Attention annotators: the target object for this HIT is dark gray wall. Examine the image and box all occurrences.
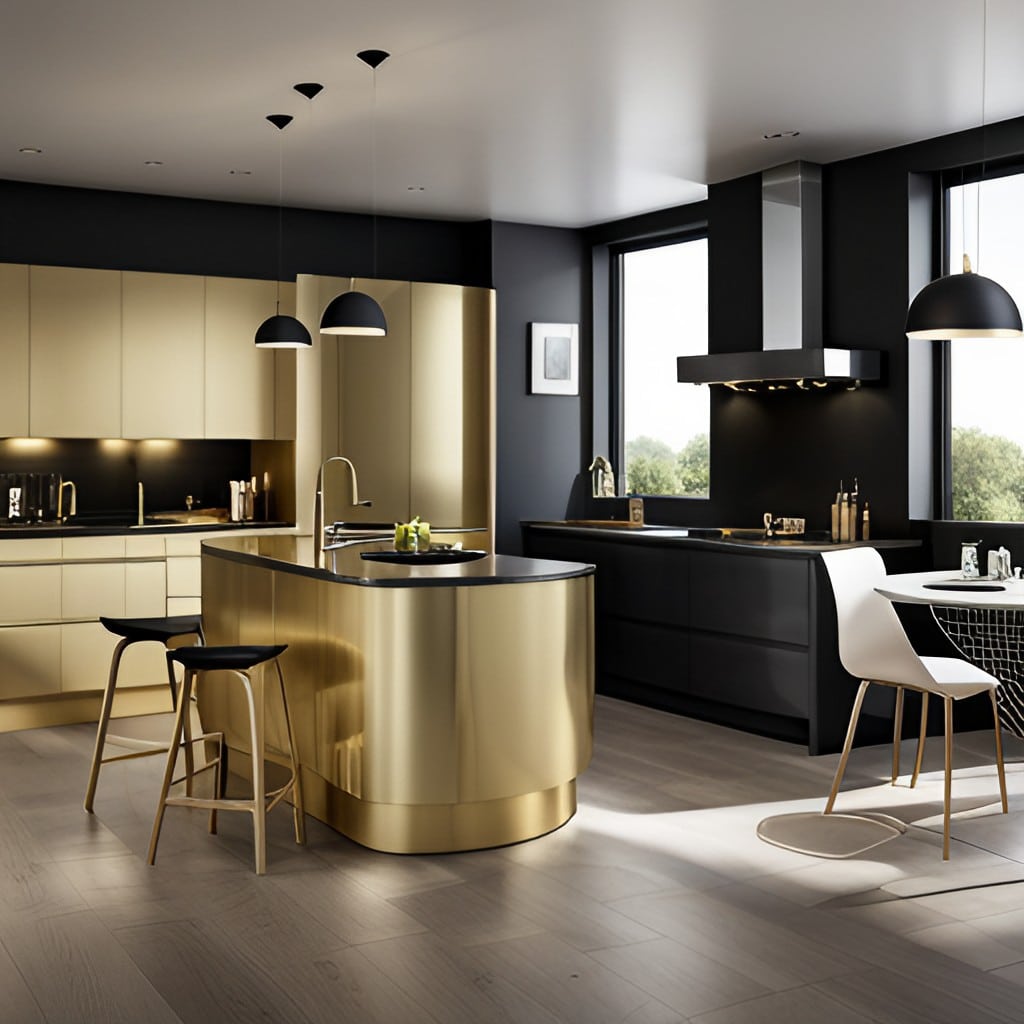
[491,222,587,555]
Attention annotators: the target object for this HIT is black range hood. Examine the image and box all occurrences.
[677,161,880,389]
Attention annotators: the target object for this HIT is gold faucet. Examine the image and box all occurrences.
[313,457,373,568]
[58,478,76,522]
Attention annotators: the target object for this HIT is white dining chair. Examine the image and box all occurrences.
[820,547,1008,859]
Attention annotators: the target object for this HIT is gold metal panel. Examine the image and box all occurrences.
[199,547,593,853]
[299,769,577,854]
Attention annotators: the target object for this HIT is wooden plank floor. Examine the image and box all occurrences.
[3,696,1024,1023]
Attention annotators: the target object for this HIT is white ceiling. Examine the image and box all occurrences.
[4,0,1024,228]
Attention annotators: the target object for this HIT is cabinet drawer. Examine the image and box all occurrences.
[689,552,810,645]
[166,556,201,597]
[0,538,62,564]
[688,633,810,717]
[61,621,118,692]
[62,535,126,560]
[602,617,687,691]
[0,624,62,698]
[0,564,61,622]
[62,562,125,620]
[126,561,167,617]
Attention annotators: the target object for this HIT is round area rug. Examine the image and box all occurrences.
[756,811,907,859]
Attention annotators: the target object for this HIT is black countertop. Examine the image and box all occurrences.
[0,520,294,538]
[523,521,921,558]
[204,534,595,588]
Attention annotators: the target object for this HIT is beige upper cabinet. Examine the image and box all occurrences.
[30,266,122,438]
[204,276,278,439]
[122,271,205,438]
[0,264,29,438]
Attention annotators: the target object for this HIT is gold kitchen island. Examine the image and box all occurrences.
[199,536,594,853]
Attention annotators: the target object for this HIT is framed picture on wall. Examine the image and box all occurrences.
[529,322,579,395]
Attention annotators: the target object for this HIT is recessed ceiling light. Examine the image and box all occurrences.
[762,130,800,140]
[406,186,425,191]
[144,160,164,166]
[18,146,42,155]
[229,169,253,175]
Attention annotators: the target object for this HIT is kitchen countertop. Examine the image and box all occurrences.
[523,520,921,557]
[204,533,594,587]
[0,519,295,538]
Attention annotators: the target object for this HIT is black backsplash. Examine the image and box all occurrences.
[0,438,250,521]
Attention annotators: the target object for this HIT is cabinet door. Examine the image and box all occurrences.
[62,562,126,620]
[0,564,61,623]
[0,263,30,437]
[0,624,62,698]
[204,276,277,439]
[61,621,118,692]
[30,266,122,438]
[123,271,205,438]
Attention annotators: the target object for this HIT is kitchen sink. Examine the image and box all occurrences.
[361,549,487,565]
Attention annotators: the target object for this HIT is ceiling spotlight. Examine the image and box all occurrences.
[229,169,253,175]
[406,186,425,191]
[762,130,800,140]
[18,147,42,155]
[144,160,164,166]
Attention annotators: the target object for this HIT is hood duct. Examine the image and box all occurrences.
[676,161,880,389]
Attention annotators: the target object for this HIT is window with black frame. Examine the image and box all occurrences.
[944,168,1024,521]
[617,234,709,498]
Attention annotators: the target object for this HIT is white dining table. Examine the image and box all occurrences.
[877,569,1024,736]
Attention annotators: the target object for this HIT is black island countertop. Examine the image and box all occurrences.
[204,533,595,588]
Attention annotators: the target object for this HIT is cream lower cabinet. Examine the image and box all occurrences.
[0,625,62,699]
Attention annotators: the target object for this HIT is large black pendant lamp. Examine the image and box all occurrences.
[905,254,1022,339]
[255,113,313,348]
[320,49,390,337]
[905,0,1023,341]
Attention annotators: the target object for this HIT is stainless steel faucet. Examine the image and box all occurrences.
[313,456,373,568]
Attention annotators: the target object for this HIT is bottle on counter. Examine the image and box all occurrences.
[862,502,870,540]
[839,492,850,542]
[848,478,859,542]
[831,481,842,542]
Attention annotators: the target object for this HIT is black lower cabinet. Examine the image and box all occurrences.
[522,526,924,755]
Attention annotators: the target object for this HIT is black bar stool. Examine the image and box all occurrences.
[147,644,305,875]
[84,614,205,813]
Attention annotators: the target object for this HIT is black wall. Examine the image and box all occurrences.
[0,179,492,286]
[490,222,587,554]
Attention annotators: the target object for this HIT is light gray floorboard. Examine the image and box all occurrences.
[2,696,1024,1022]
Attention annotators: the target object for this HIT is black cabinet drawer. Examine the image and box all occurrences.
[601,616,687,691]
[689,552,809,645]
[688,633,810,717]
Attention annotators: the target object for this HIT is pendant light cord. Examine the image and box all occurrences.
[371,62,379,279]
[276,131,284,314]
[976,0,987,275]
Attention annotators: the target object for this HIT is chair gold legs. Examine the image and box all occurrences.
[891,687,904,784]
[942,697,953,860]
[148,657,304,876]
[992,690,1009,815]
[825,679,870,815]
[910,691,929,788]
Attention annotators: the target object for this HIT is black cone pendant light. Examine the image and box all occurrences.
[905,0,1022,341]
[255,113,313,348]
[320,49,390,337]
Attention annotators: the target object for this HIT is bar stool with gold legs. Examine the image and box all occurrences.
[84,614,205,813]
[147,644,305,875]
